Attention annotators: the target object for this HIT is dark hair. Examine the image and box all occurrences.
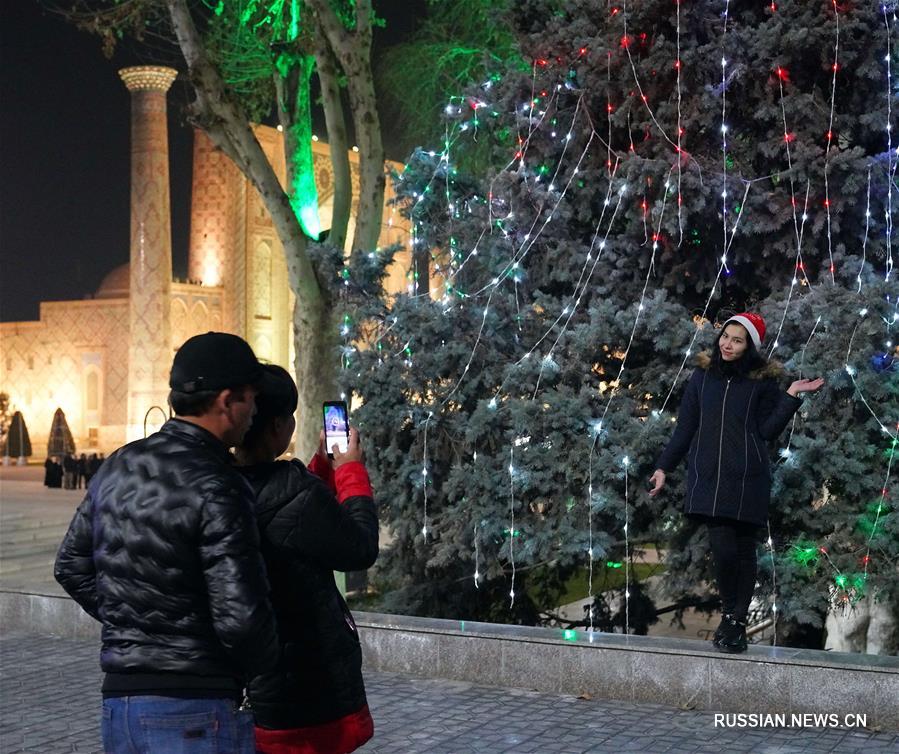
[169,389,220,417]
[240,365,298,448]
[709,322,767,377]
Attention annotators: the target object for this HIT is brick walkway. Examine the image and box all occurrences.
[1,634,896,753]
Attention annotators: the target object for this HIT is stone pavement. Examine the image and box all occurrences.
[0,464,82,595]
[1,634,897,754]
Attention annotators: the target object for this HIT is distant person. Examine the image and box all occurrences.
[62,453,77,489]
[235,365,378,754]
[43,457,53,487]
[55,332,280,753]
[48,457,63,488]
[649,314,823,653]
[85,453,99,485]
[76,453,88,489]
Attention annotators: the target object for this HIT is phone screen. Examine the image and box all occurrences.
[323,402,349,455]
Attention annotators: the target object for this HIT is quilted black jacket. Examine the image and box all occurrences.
[54,419,279,682]
[656,353,802,526]
[239,459,378,729]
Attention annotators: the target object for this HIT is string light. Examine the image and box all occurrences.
[508,445,516,606]
[675,0,684,244]
[473,521,480,588]
[882,7,895,281]
[623,455,631,635]
[421,412,432,539]
[857,168,872,293]
[822,0,841,284]
[720,0,731,270]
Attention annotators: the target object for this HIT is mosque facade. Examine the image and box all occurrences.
[0,66,409,456]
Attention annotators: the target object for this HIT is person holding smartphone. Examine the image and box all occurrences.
[235,365,378,754]
[648,313,823,653]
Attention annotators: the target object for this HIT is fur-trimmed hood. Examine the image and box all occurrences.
[695,350,785,380]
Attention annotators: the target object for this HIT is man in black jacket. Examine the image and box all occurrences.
[55,332,279,754]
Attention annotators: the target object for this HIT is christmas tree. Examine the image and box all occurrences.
[47,408,76,458]
[339,0,897,646]
[4,411,33,460]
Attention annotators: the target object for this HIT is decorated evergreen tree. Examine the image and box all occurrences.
[4,411,33,460]
[47,408,77,458]
[339,0,897,646]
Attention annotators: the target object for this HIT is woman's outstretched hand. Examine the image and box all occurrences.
[648,469,666,497]
[787,377,825,398]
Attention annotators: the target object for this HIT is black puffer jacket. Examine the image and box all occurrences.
[54,419,279,684]
[239,458,378,730]
[656,353,802,526]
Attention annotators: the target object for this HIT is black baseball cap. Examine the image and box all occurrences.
[169,332,264,394]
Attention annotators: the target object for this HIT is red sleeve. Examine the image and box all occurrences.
[307,452,336,494]
[334,462,373,504]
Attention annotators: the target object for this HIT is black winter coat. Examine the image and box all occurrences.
[240,459,378,730]
[54,419,279,685]
[656,353,802,526]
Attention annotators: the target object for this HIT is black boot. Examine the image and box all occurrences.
[712,614,733,648]
[716,616,747,653]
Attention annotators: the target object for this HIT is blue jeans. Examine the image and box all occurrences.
[101,696,255,754]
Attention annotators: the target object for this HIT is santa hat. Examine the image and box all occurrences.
[723,313,766,349]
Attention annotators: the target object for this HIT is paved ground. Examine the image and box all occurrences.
[1,633,897,754]
[0,464,83,595]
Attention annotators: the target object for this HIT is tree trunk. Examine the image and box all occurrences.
[824,594,898,654]
[307,0,385,253]
[285,236,339,458]
[313,36,352,250]
[342,53,385,253]
[413,245,431,296]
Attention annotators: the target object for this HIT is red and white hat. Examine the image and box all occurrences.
[723,312,766,349]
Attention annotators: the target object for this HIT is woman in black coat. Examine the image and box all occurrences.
[649,313,823,653]
[235,366,378,754]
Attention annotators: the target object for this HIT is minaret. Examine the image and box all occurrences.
[119,66,177,441]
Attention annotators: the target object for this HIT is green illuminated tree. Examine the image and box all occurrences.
[376,0,523,159]
[56,0,386,456]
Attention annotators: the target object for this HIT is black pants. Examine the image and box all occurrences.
[706,519,760,622]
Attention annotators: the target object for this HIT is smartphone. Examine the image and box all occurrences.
[323,401,350,458]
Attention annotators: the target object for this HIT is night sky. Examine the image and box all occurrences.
[0,0,423,323]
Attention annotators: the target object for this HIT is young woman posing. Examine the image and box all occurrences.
[649,313,823,652]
